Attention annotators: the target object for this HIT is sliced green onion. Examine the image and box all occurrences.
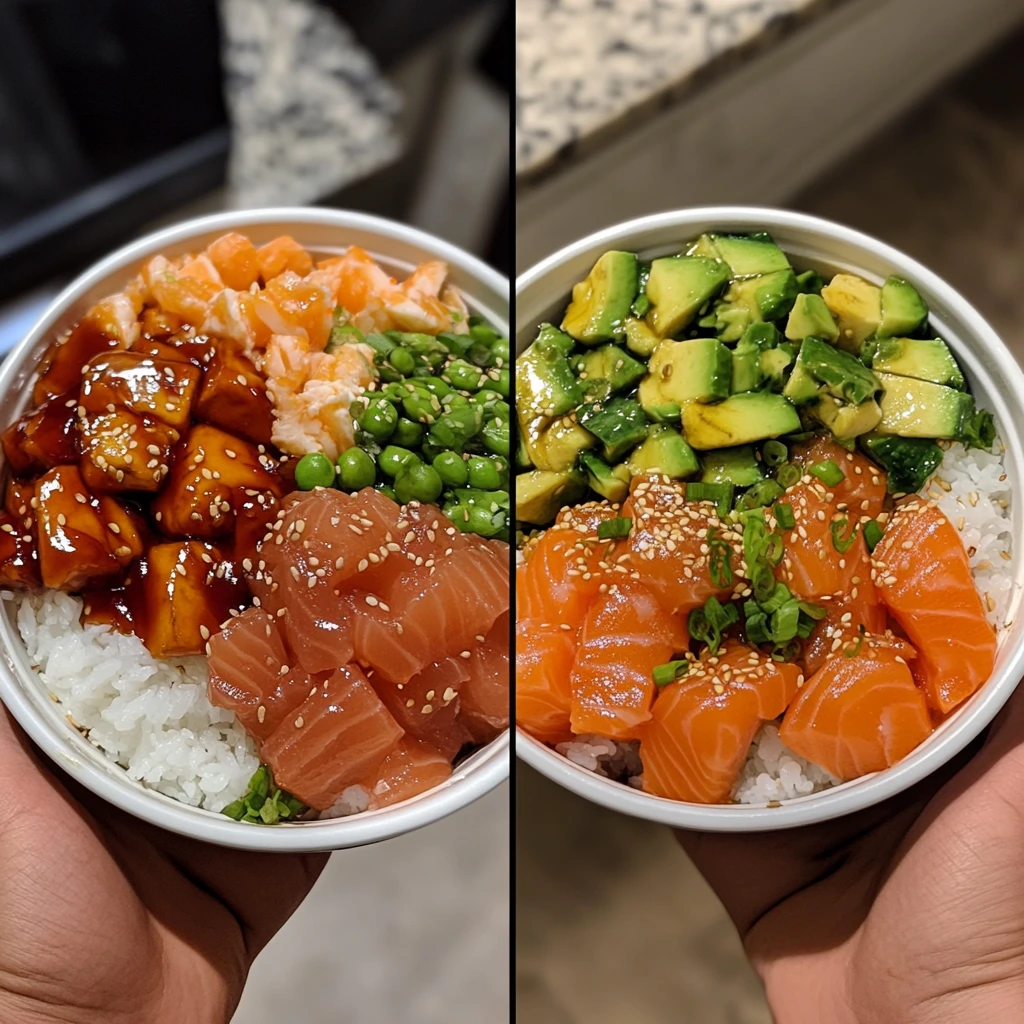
[752,565,776,603]
[844,635,864,658]
[777,463,802,489]
[686,481,735,517]
[707,528,734,588]
[597,516,632,540]
[736,478,784,511]
[772,640,801,663]
[688,597,739,656]
[770,600,801,644]
[830,516,859,554]
[761,581,793,614]
[653,660,690,687]
[762,440,788,467]
[809,459,845,487]
[797,600,827,622]
[863,519,884,553]
[774,502,795,530]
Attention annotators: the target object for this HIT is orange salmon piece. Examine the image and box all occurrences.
[365,738,453,809]
[872,499,997,713]
[641,641,802,803]
[780,633,931,779]
[515,617,577,745]
[254,270,334,349]
[793,435,887,520]
[206,232,261,291]
[257,235,314,281]
[801,595,888,677]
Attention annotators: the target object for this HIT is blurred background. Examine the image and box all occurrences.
[516,0,1024,1020]
[0,2,510,1022]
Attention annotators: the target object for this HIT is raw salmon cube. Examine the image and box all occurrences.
[254,270,333,348]
[149,271,220,323]
[194,343,274,445]
[79,409,179,493]
[151,424,283,538]
[2,390,80,475]
[365,738,452,809]
[0,512,39,588]
[257,236,313,281]
[207,232,261,291]
[81,351,201,431]
[459,611,510,744]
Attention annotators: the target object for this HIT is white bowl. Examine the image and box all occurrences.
[516,206,1024,832]
[0,207,510,851]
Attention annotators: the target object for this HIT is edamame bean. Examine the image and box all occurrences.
[387,347,415,375]
[337,448,376,490]
[417,376,452,398]
[433,451,469,487]
[294,452,335,490]
[466,455,502,490]
[481,418,509,457]
[391,417,424,448]
[379,445,419,478]
[357,397,399,441]
[402,391,441,424]
[490,338,509,364]
[446,359,484,391]
[394,462,443,504]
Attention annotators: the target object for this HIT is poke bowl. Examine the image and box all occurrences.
[0,207,510,852]
[515,206,1024,832]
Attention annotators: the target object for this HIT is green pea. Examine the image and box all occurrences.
[387,347,416,375]
[433,451,469,487]
[445,502,505,538]
[337,448,376,491]
[294,452,335,490]
[375,482,397,500]
[469,321,501,347]
[490,338,509,364]
[379,445,419,478]
[479,366,509,398]
[402,391,442,424]
[466,455,502,490]
[481,418,509,457]
[446,359,485,392]
[394,462,443,505]
[357,397,399,441]
[417,376,452,398]
[392,417,425,448]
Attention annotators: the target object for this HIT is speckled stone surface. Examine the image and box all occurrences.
[516,0,844,181]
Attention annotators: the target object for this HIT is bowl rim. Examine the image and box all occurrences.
[0,206,510,852]
[515,204,1024,832]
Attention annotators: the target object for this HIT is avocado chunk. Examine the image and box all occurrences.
[561,251,639,344]
[643,338,733,407]
[577,397,649,461]
[760,344,795,390]
[527,414,595,472]
[812,393,882,440]
[622,317,661,357]
[696,232,791,278]
[821,273,882,353]
[731,341,763,394]
[573,344,647,401]
[876,373,974,438]
[713,270,800,339]
[789,336,882,406]
[783,363,822,405]
[580,451,631,503]
[627,425,700,479]
[785,293,839,342]
[515,325,582,420]
[645,256,730,338]
[516,428,532,469]
[516,469,587,525]
[796,270,825,295]
[682,393,800,450]
[700,445,765,487]
[871,337,965,390]
[878,276,928,339]
[859,433,944,493]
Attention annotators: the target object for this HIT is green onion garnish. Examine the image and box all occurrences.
[762,440,788,467]
[844,635,864,658]
[686,481,735,517]
[735,478,784,512]
[809,460,845,487]
[222,765,306,825]
[653,659,690,686]
[688,597,739,656]
[863,519,884,552]
[774,502,795,529]
[706,527,734,588]
[776,462,802,489]
[597,516,632,540]
[830,516,859,553]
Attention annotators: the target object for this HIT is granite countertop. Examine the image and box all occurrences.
[517,0,845,184]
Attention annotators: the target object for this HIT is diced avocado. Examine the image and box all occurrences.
[703,232,791,278]
[645,256,730,338]
[627,425,700,479]
[533,322,575,355]
[714,270,799,338]
[741,322,782,348]
[561,251,639,343]
[622,317,661,357]
[573,344,647,401]
[820,273,882,353]
[644,338,733,406]
[700,445,764,487]
[731,342,763,394]
[790,336,881,406]
[878,276,928,339]
[785,293,839,342]
[687,234,721,261]
[715,306,751,343]
[876,373,974,438]
[682,393,800,450]
[760,345,794,390]
[871,337,965,390]
[516,469,587,525]
[812,394,882,440]
[527,415,595,472]
[580,451,631,503]
[516,428,532,469]
[783,363,822,405]
[630,263,652,318]
[796,270,825,294]
[859,433,944,493]
[577,398,649,461]
[515,326,583,421]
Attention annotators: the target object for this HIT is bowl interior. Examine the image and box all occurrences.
[515,206,1024,832]
[0,209,510,851]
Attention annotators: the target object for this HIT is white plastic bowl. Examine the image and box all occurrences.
[516,206,1024,832]
[0,207,510,851]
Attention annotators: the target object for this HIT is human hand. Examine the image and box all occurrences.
[677,688,1024,1024]
[0,710,327,1024]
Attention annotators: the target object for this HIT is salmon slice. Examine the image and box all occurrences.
[641,641,803,803]
[792,435,887,520]
[254,270,333,349]
[628,477,746,614]
[460,611,510,744]
[206,232,261,291]
[515,615,576,744]
[257,235,314,281]
[207,607,317,742]
[570,578,689,741]
[260,664,404,810]
[871,499,997,713]
[780,633,931,779]
[365,738,453,809]
[801,595,888,676]
[373,656,470,761]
